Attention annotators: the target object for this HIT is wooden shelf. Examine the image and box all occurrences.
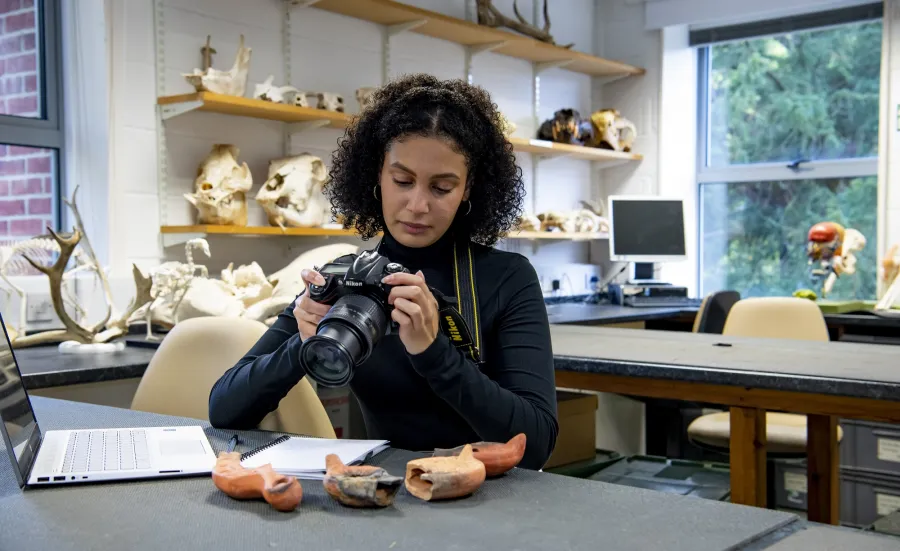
[160,225,608,241]
[508,137,641,163]
[505,230,608,241]
[307,0,645,78]
[160,225,362,237]
[157,92,350,128]
[157,94,641,165]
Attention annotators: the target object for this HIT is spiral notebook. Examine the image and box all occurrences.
[239,435,390,480]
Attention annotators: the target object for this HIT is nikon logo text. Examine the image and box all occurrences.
[445,315,462,342]
[344,281,363,287]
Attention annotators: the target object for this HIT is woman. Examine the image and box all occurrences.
[208,73,558,469]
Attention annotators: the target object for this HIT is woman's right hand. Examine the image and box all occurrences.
[293,268,332,341]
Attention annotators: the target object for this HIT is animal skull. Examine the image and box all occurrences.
[292,91,311,108]
[316,92,344,112]
[183,34,251,97]
[255,153,330,229]
[590,109,637,152]
[184,144,254,226]
[355,87,378,112]
[253,75,299,104]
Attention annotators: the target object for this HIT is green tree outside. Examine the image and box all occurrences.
[701,19,881,300]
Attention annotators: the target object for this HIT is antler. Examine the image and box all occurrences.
[13,227,94,347]
[476,0,571,48]
[94,264,154,343]
[63,185,115,327]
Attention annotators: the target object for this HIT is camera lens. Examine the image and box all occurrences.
[298,294,390,387]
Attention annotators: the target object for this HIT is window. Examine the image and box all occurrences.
[0,0,63,248]
[694,4,882,300]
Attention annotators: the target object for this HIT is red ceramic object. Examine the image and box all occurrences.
[434,433,526,477]
[322,454,403,508]
[211,451,302,512]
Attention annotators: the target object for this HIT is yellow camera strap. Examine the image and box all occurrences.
[448,236,484,365]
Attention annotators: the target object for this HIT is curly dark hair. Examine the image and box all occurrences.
[325,73,525,247]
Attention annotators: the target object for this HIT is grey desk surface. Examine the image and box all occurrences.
[15,344,157,389]
[759,524,900,550]
[2,398,895,550]
[552,325,900,402]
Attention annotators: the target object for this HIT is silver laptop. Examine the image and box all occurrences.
[0,312,217,487]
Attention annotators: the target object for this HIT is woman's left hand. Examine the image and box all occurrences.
[384,270,440,355]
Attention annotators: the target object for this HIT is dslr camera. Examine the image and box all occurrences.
[297,250,411,387]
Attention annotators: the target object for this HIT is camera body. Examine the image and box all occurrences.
[308,250,410,313]
[298,250,411,387]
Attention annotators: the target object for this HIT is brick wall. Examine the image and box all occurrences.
[0,0,56,246]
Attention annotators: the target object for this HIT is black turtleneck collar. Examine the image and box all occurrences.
[376,226,455,272]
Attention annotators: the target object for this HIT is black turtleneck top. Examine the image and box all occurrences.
[208,229,559,470]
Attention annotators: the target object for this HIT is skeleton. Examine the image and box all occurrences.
[183,34,251,97]
[875,243,900,316]
[220,261,273,308]
[184,144,253,226]
[589,109,637,152]
[255,153,331,230]
[252,75,299,104]
[355,87,378,112]
[8,188,153,350]
[499,113,517,137]
[476,0,573,49]
[316,92,344,113]
[142,239,210,340]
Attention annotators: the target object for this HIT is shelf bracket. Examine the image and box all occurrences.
[159,101,202,120]
[464,41,510,82]
[594,72,635,86]
[387,19,427,36]
[287,120,331,133]
[535,60,574,74]
[161,232,206,249]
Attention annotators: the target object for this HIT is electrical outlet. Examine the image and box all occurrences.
[26,295,54,323]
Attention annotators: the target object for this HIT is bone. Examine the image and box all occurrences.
[255,153,330,229]
[184,144,253,226]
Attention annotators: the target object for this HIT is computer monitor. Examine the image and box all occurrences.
[608,195,687,263]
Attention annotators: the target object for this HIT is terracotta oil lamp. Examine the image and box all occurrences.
[322,453,403,508]
[211,451,302,512]
[433,433,526,477]
[405,444,486,501]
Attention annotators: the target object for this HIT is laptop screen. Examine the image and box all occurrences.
[0,311,41,486]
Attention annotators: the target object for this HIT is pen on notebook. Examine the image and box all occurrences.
[227,434,240,453]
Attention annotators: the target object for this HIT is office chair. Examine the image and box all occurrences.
[686,297,843,504]
[692,290,741,334]
[130,316,336,438]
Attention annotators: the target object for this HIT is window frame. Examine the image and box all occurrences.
[0,0,65,231]
[694,7,883,297]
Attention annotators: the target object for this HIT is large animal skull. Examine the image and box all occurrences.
[590,109,637,152]
[255,153,330,229]
[184,144,254,226]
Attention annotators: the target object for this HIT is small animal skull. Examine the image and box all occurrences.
[355,87,378,112]
[253,75,299,104]
[316,92,344,113]
[590,109,637,152]
[255,153,330,229]
[291,90,311,108]
[184,144,253,226]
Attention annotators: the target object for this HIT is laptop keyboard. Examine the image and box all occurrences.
[61,429,151,473]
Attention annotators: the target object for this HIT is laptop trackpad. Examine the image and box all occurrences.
[159,439,206,456]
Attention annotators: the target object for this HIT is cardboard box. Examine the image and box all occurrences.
[544,391,598,469]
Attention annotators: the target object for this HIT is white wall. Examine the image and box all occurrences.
[99,0,604,313]
[645,0,878,30]
[0,0,624,332]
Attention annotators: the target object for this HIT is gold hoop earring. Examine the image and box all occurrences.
[464,201,472,216]
[373,185,380,200]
